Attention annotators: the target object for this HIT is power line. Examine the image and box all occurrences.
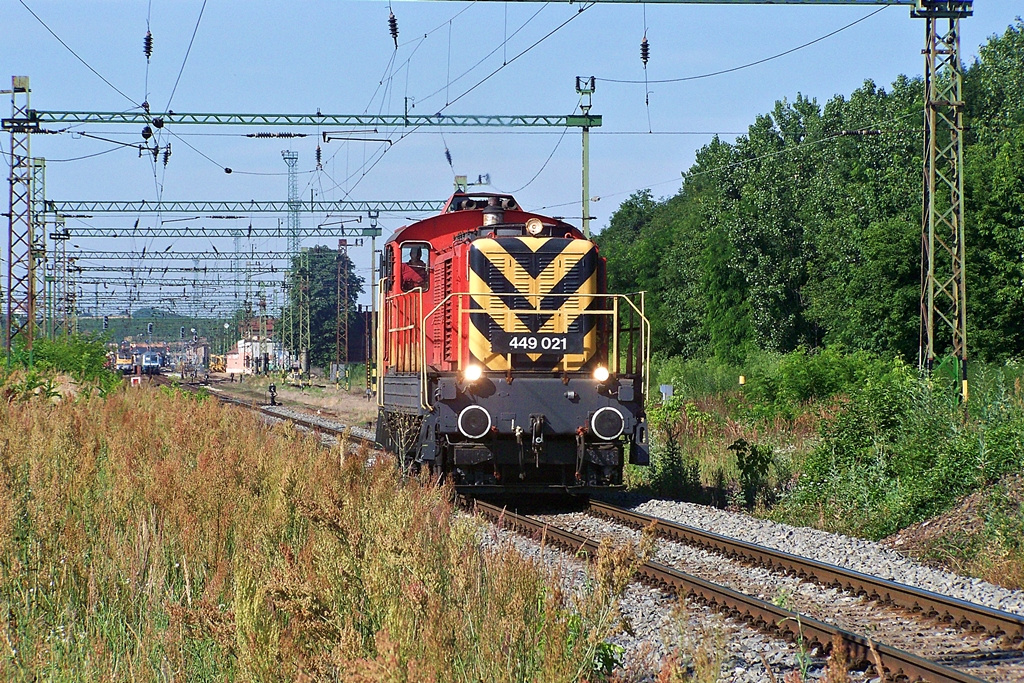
[337,3,595,199]
[598,6,888,85]
[16,0,138,107]
[164,0,209,112]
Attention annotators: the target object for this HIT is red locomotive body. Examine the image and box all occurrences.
[376,192,649,494]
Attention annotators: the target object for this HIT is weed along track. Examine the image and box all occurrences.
[157,374,378,447]
[158,377,1024,680]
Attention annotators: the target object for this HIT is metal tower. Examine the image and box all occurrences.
[335,239,350,370]
[298,248,311,377]
[30,158,47,338]
[917,2,972,402]
[282,150,301,256]
[5,77,35,354]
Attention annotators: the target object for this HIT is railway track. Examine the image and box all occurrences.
[475,499,993,683]
[151,374,1022,680]
[155,374,377,444]
[588,500,1024,642]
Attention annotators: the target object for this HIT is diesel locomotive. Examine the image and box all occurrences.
[375,192,649,494]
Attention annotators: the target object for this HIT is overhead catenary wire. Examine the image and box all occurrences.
[599,6,889,85]
[320,4,594,200]
[163,0,208,113]
[16,0,139,107]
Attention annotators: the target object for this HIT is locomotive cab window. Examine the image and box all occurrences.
[400,243,430,292]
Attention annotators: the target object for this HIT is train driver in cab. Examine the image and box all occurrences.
[401,245,428,291]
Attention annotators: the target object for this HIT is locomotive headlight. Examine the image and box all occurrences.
[525,218,544,236]
[462,364,483,383]
[593,365,610,382]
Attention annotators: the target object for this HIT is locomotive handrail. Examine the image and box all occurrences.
[378,281,426,408]
[418,291,649,411]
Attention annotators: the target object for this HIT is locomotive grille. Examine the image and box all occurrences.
[468,237,599,371]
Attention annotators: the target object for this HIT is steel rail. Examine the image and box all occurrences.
[474,499,989,683]
[589,500,1024,640]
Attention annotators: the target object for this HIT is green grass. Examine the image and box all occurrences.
[0,378,647,681]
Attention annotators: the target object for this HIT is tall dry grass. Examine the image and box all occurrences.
[0,385,630,682]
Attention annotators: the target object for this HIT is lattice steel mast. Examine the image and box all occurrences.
[916,1,971,401]
[282,151,301,256]
[4,77,34,355]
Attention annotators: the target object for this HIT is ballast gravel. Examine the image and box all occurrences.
[614,495,1024,617]
[257,403,376,442]
[475,514,874,683]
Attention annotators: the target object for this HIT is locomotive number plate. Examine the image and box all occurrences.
[491,332,584,354]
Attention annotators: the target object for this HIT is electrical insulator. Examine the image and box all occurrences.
[444,148,452,166]
[142,125,153,140]
[162,144,171,167]
[152,145,160,163]
[388,12,399,49]
[641,36,650,67]
[316,144,322,169]
[144,31,154,60]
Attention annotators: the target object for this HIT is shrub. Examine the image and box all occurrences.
[773,359,1024,538]
[742,347,890,414]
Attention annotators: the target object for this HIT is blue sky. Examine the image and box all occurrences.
[2,0,1020,312]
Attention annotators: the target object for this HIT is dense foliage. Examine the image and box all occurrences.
[597,22,1024,363]
[4,335,122,397]
[774,361,1024,540]
[635,350,1024,587]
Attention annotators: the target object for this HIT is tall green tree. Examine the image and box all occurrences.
[596,21,1024,363]
[283,245,364,369]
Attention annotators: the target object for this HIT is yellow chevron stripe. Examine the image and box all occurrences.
[468,238,599,371]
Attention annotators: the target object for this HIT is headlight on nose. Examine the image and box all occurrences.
[593,365,610,382]
[462,364,483,383]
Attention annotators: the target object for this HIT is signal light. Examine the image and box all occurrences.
[147,322,153,334]
[180,326,185,339]
[102,315,109,330]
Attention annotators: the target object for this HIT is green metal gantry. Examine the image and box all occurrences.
[5,102,599,353]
